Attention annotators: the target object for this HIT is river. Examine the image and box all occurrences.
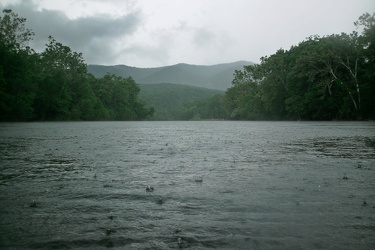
[0,121,374,249]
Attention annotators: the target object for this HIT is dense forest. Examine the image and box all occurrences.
[138,83,223,120]
[0,10,153,121]
[182,13,374,121]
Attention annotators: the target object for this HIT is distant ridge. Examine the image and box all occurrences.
[87,61,253,90]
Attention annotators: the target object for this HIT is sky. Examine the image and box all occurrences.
[1,0,374,67]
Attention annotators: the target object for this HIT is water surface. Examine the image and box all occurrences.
[0,121,374,249]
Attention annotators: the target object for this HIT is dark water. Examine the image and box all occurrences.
[0,121,374,249]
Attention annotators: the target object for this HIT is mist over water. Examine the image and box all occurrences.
[0,121,374,249]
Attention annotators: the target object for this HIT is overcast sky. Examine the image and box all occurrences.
[1,0,374,67]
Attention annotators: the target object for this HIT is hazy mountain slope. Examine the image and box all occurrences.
[88,64,160,80]
[140,64,204,85]
[138,83,224,120]
[87,61,252,90]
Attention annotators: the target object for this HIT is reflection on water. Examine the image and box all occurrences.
[0,121,374,249]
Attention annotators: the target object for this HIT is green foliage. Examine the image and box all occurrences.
[138,83,223,120]
[178,94,228,120]
[0,10,152,121]
[91,74,153,120]
[225,12,375,120]
[0,9,34,51]
[355,13,375,118]
[0,10,37,120]
[225,65,265,120]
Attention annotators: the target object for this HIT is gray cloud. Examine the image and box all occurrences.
[193,28,215,47]
[1,0,142,64]
[119,44,170,67]
[2,0,373,67]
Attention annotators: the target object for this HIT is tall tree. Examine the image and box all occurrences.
[258,49,290,119]
[355,13,375,118]
[226,65,264,119]
[0,9,37,120]
[0,9,34,51]
[33,36,89,120]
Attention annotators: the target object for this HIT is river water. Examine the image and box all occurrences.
[0,121,374,249]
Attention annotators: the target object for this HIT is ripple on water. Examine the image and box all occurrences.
[0,121,374,249]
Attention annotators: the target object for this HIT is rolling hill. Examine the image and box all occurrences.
[87,61,252,91]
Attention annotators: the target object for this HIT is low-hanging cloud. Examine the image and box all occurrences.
[193,28,215,47]
[1,0,142,64]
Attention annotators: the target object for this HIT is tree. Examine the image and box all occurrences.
[91,74,153,120]
[179,94,228,120]
[258,49,290,119]
[225,13,375,120]
[33,36,89,120]
[0,9,37,121]
[355,13,375,118]
[0,9,154,121]
[293,34,364,119]
[0,9,34,51]
[225,65,265,119]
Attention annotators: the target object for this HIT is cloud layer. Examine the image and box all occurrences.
[1,0,374,67]
[2,0,142,65]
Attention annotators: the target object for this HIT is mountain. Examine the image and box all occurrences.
[138,83,224,120]
[87,61,252,90]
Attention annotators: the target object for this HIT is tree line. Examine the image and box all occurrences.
[182,13,375,121]
[1,10,373,121]
[0,10,153,121]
